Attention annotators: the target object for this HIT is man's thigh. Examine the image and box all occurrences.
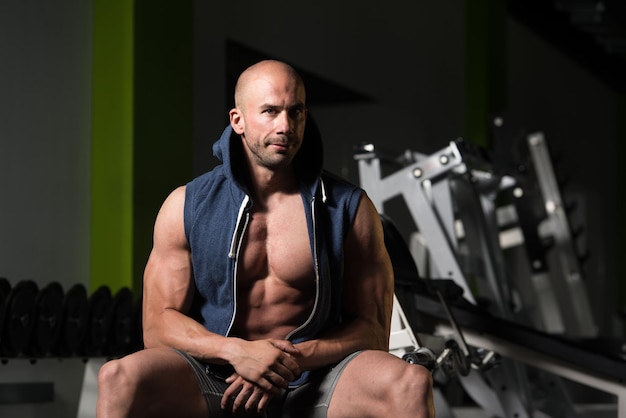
[115,347,210,417]
[278,352,361,418]
[325,350,410,418]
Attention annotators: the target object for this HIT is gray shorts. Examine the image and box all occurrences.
[174,349,362,418]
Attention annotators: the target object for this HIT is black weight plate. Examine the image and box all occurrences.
[129,296,143,353]
[107,287,134,356]
[60,283,89,356]
[4,280,39,356]
[86,286,113,356]
[33,282,64,356]
[0,277,10,348]
[0,277,10,296]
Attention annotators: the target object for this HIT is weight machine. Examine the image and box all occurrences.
[357,132,626,417]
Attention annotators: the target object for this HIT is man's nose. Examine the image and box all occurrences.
[275,111,293,135]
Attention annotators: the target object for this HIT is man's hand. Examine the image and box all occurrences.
[221,374,272,414]
[222,339,301,413]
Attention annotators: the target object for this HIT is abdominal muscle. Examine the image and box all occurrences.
[233,277,315,340]
[231,198,316,341]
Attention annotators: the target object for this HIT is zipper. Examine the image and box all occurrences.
[226,195,251,336]
[229,195,250,258]
[286,195,321,340]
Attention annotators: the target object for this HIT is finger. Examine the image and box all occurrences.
[221,391,234,410]
[221,377,244,409]
[278,351,301,373]
[262,371,289,390]
[220,394,228,411]
[257,391,273,413]
[271,339,299,354]
[231,382,255,413]
[258,376,282,395]
[244,387,264,412]
[273,356,300,379]
[269,364,294,382]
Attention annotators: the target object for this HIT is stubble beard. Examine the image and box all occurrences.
[247,136,299,170]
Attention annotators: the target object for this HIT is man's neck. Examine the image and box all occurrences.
[246,164,299,205]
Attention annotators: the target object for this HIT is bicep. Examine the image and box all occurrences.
[342,194,394,331]
[143,186,194,318]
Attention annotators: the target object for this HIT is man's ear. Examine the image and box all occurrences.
[229,108,244,134]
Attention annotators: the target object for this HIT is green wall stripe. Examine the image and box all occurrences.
[132,0,193,290]
[91,0,134,293]
[465,1,506,147]
[91,1,192,295]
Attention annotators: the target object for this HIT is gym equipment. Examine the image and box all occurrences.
[107,287,134,357]
[0,277,10,348]
[32,281,64,356]
[0,280,143,359]
[490,122,595,336]
[0,278,10,295]
[128,296,144,353]
[60,283,89,356]
[359,132,623,417]
[2,280,39,356]
[85,285,113,357]
[383,213,499,378]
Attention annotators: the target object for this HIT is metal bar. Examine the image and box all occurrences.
[436,323,625,418]
[527,132,597,337]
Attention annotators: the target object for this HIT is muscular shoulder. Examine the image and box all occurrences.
[160,186,186,218]
[350,193,383,243]
[153,185,188,250]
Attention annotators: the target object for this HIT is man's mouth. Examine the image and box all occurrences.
[269,140,290,150]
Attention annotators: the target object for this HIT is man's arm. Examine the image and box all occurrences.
[294,194,394,370]
[142,186,300,389]
[142,185,223,356]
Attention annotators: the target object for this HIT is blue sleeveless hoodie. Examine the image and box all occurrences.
[183,123,363,386]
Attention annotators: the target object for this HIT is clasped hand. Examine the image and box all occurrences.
[221,339,301,414]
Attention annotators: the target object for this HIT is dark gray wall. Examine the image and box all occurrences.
[0,1,92,291]
[0,2,92,417]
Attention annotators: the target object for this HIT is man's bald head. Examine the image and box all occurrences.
[228,60,308,171]
[234,60,306,111]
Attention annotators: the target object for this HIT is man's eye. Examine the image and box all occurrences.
[263,108,277,114]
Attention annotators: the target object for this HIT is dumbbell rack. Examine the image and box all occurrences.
[0,277,142,415]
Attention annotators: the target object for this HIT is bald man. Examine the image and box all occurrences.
[96,60,434,418]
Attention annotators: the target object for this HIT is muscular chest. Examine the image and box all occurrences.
[239,197,314,286]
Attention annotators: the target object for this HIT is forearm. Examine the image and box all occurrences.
[294,317,388,371]
[143,307,234,364]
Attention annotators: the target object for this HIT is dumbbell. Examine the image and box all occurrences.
[59,283,89,357]
[107,287,134,357]
[129,296,144,354]
[85,285,114,357]
[2,280,39,356]
[0,277,11,352]
[31,282,65,357]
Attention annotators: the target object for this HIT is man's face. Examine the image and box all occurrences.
[231,70,307,170]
